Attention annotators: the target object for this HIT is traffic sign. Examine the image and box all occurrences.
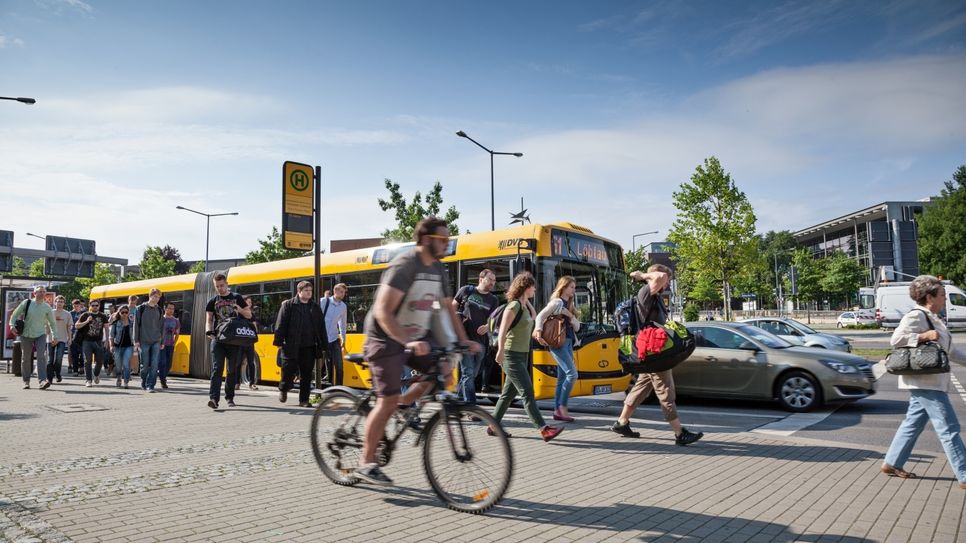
[0,230,13,273]
[44,236,96,278]
[282,161,315,251]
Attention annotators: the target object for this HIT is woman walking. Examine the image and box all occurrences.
[881,275,966,487]
[110,306,135,388]
[534,276,580,422]
[490,272,563,442]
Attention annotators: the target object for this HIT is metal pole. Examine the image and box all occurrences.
[490,152,495,231]
[774,252,780,315]
[205,216,210,272]
[314,165,323,392]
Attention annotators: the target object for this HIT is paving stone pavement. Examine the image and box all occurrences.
[1,373,964,542]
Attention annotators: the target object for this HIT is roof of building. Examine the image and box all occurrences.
[793,199,931,239]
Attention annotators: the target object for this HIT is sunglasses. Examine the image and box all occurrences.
[425,234,449,240]
[120,310,129,314]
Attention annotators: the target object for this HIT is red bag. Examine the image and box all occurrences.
[635,327,668,361]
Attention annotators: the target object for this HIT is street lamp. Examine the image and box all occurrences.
[175,206,239,272]
[456,130,523,231]
[26,232,45,242]
[632,231,659,252]
[0,96,36,104]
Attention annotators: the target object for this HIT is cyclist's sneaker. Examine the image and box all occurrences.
[675,428,704,446]
[405,411,423,432]
[540,425,564,442]
[354,463,393,486]
[611,420,640,438]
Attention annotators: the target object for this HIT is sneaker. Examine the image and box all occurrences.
[611,421,640,438]
[56,376,62,383]
[85,381,92,387]
[279,389,287,403]
[40,380,51,390]
[161,382,168,390]
[94,376,100,385]
[354,464,394,486]
[675,428,704,446]
[22,383,30,390]
[124,381,129,389]
[207,400,218,409]
[540,425,564,442]
[147,388,156,393]
[227,400,236,407]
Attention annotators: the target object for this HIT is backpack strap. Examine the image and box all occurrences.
[322,297,331,319]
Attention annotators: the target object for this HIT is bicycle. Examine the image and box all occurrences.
[310,346,513,514]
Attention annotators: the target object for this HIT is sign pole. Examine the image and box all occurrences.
[314,165,323,394]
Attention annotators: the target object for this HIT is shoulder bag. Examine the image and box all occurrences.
[215,316,258,346]
[14,299,31,336]
[541,314,567,349]
[885,310,949,375]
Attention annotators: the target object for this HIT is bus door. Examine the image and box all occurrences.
[457,259,513,394]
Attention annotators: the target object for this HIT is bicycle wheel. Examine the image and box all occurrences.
[310,390,366,486]
[422,404,513,514]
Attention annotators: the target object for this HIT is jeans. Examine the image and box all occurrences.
[114,346,134,382]
[457,343,486,405]
[159,345,174,384]
[69,340,83,373]
[46,341,67,380]
[280,346,316,404]
[550,337,577,409]
[885,389,966,483]
[493,350,546,429]
[209,340,242,402]
[20,336,48,384]
[323,340,344,386]
[82,340,105,381]
[240,345,256,385]
[139,342,161,390]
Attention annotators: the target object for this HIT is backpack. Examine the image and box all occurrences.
[614,298,639,336]
[456,285,477,322]
[487,302,523,348]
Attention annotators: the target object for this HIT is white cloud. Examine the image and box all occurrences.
[0,34,26,48]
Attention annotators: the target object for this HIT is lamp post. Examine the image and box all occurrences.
[456,130,523,231]
[175,206,239,272]
[632,231,658,253]
[26,232,45,242]
[0,96,36,105]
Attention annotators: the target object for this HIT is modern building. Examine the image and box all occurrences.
[793,200,932,285]
[642,241,677,272]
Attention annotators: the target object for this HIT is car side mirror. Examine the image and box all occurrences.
[738,341,759,351]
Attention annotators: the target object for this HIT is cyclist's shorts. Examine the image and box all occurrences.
[364,337,435,397]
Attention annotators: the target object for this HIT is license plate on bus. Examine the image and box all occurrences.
[593,385,612,395]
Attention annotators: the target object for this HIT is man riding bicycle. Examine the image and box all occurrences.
[356,216,481,486]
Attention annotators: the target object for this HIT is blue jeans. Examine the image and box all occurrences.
[139,342,160,389]
[114,346,134,382]
[457,344,486,405]
[885,389,966,483]
[46,341,67,379]
[209,341,242,402]
[82,340,105,381]
[550,337,577,409]
[159,345,174,384]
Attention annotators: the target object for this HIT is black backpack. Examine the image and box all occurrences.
[486,302,523,348]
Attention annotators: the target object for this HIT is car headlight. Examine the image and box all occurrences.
[820,359,859,374]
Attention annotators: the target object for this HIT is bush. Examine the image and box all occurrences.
[842,323,879,330]
[684,304,700,322]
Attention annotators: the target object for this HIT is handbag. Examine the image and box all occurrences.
[541,314,567,349]
[885,310,950,375]
[14,299,31,336]
[215,316,258,346]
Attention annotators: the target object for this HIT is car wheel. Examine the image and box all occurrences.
[836,322,842,328]
[776,371,821,413]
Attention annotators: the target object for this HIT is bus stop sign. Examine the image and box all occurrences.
[282,161,314,251]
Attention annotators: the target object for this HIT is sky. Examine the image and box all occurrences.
[1,0,965,265]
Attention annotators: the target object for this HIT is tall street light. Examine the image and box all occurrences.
[0,96,36,104]
[26,232,45,241]
[456,130,523,231]
[632,231,659,252]
[176,206,239,272]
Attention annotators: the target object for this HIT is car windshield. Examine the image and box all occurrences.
[735,325,793,349]
[785,319,818,335]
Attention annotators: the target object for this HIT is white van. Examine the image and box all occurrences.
[876,281,966,330]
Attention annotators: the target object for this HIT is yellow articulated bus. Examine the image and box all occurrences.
[91,222,633,400]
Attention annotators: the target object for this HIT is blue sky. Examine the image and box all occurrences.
[2,0,965,264]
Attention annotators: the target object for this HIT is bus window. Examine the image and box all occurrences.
[237,283,261,296]
[343,271,382,333]
[259,281,293,332]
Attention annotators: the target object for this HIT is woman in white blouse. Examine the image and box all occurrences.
[533,276,581,422]
[881,275,966,489]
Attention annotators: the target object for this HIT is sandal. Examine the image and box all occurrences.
[881,464,917,479]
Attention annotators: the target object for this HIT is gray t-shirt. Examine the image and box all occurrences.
[364,248,450,347]
[134,302,164,344]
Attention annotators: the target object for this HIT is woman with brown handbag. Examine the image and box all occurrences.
[534,276,581,422]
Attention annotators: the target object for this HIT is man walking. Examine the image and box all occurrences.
[321,283,348,386]
[275,280,327,407]
[159,302,180,389]
[451,269,498,405]
[205,273,251,409]
[75,299,109,387]
[46,295,73,384]
[68,299,85,375]
[11,286,58,390]
[134,288,164,392]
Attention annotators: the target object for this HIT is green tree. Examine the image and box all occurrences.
[11,256,27,276]
[918,165,966,284]
[377,179,460,242]
[29,258,50,278]
[786,249,821,322]
[188,261,207,273]
[245,226,308,264]
[668,157,758,320]
[760,230,796,309]
[622,247,649,297]
[136,246,177,280]
[687,274,721,309]
[76,263,119,300]
[820,252,865,308]
[683,303,700,322]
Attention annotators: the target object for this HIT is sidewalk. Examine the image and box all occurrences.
[2,372,964,543]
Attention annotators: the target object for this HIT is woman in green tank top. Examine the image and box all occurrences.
[490,272,564,442]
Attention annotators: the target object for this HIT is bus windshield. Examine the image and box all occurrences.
[538,259,626,336]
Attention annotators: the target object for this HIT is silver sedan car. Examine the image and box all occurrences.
[741,317,852,352]
[672,322,875,412]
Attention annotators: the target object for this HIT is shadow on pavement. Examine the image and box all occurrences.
[0,412,37,421]
[381,486,873,542]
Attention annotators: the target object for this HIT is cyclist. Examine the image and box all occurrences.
[355,217,480,486]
